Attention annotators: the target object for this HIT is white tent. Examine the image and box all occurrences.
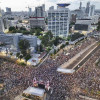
[57,68,75,74]
[23,87,45,97]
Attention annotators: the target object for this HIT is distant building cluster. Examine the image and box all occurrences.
[0,1,99,37]
[70,1,99,34]
[29,4,46,30]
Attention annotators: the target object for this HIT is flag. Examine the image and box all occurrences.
[45,81,50,90]
[33,77,38,87]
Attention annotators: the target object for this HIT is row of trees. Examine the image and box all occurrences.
[69,33,84,41]
[39,31,64,52]
[8,26,31,35]
[8,26,44,36]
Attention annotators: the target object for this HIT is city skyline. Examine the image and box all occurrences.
[0,0,100,11]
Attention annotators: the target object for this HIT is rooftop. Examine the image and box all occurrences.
[57,3,70,7]
[23,87,45,97]
[57,68,75,74]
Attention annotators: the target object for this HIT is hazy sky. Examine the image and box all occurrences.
[0,0,100,11]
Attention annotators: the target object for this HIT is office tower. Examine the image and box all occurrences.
[29,4,45,29]
[29,8,32,16]
[85,2,90,16]
[6,7,12,14]
[90,5,95,16]
[48,3,70,37]
[34,4,45,17]
[79,2,82,10]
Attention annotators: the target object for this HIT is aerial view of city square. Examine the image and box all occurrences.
[0,0,100,100]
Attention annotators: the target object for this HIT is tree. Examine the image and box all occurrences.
[23,31,30,35]
[10,52,13,56]
[53,36,63,46]
[18,39,32,63]
[16,25,18,30]
[18,39,30,50]
[70,33,84,41]
[97,21,100,31]
[20,27,26,31]
[36,45,43,53]
[9,26,16,31]
[24,54,31,63]
[35,29,42,36]
[45,31,53,41]
[16,52,20,58]
[41,31,53,47]
[40,45,43,52]
[54,49,57,54]
[45,18,48,25]
[19,54,23,60]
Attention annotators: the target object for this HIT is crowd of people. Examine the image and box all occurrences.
[0,37,100,100]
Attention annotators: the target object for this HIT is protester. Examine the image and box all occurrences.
[0,37,100,100]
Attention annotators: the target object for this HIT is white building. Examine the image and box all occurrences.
[0,33,40,51]
[34,4,45,17]
[88,15,99,24]
[48,3,70,37]
[90,5,95,16]
[28,8,32,17]
[85,2,90,17]
[29,17,45,29]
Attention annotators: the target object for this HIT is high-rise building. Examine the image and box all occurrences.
[49,6,54,11]
[6,7,12,14]
[29,4,45,29]
[48,3,70,37]
[34,4,45,17]
[85,2,90,16]
[28,8,32,16]
[90,5,95,16]
[79,2,82,10]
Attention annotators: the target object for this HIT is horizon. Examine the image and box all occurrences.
[0,0,100,12]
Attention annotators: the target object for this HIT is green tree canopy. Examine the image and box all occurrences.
[97,21,100,31]
[24,53,31,63]
[70,33,84,41]
[9,26,16,31]
[18,39,30,50]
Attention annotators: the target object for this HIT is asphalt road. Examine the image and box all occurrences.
[66,43,97,69]
[74,44,100,71]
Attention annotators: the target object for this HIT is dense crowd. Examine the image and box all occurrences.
[0,37,100,100]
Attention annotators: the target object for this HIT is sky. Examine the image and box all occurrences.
[0,0,100,11]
